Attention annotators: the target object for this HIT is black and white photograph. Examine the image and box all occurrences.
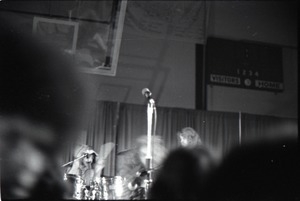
[0,0,298,200]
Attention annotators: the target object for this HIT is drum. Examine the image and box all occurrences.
[64,174,85,200]
[100,176,125,200]
[82,179,102,200]
[130,187,146,200]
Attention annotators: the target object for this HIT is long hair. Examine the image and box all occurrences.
[135,135,168,168]
[73,144,97,170]
[177,127,202,146]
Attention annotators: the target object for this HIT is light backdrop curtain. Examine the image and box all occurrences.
[116,103,240,156]
[155,107,240,158]
[64,100,298,177]
[116,103,148,154]
[242,113,298,144]
[85,101,120,176]
[115,103,240,173]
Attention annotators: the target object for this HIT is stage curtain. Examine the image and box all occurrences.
[115,103,240,174]
[241,113,298,144]
[116,103,148,155]
[66,100,297,176]
[85,101,120,176]
[154,107,240,158]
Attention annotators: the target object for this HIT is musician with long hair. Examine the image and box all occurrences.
[66,145,106,184]
[117,135,168,199]
[177,127,203,148]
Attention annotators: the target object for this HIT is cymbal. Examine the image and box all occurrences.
[98,142,115,160]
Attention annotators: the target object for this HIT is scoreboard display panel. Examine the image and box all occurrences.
[205,37,283,92]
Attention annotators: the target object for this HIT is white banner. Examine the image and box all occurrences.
[124,1,207,44]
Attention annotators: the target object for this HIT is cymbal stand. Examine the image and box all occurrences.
[61,153,87,167]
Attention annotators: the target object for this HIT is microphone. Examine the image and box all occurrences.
[142,88,152,100]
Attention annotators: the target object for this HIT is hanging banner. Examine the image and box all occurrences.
[124,1,207,44]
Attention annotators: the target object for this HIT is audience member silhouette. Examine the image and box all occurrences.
[200,137,299,201]
[0,16,88,199]
[148,146,216,200]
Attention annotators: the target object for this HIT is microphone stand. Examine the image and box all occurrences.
[61,154,87,167]
[145,98,156,198]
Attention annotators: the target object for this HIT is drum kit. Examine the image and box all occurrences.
[61,90,162,200]
[64,174,125,200]
[62,145,148,200]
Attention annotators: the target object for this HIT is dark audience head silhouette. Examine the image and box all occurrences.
[0,16,87,199]
[201,137,299,201]
[149,146,216,200]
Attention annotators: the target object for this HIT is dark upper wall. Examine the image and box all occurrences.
[0,1,297,118]
[207,1,297,47]
[205,1,297,118]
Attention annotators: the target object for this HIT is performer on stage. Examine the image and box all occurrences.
[66,145,104,184]
[177,127,220,167]
[177,127,203,148]
[149,128,217,200]
[116,135,167,200]
[66,143,115,184]
[177,127,221,162]
[0,15,88,199]
[63,143,115,199]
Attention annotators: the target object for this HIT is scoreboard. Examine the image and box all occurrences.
[205,37,283,92]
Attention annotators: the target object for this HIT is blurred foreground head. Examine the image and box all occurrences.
[201,137,299,201]
[0,16,88,199]
[148,147,216,200]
